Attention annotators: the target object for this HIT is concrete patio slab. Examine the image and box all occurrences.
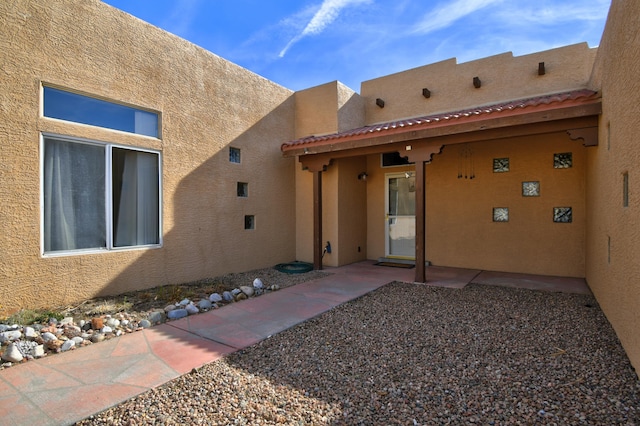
[472,270,591,294]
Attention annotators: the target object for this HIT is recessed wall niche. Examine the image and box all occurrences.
[229,147,241,163]
[244,215,255,230]
[237,182,248,197]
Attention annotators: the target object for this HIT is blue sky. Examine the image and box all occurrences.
[101,0,611,92]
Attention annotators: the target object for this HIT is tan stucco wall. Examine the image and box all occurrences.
[293,156,368,267]
[365,136,586,277]
[426,136,585,276]
[294,81,364,139]
[336,157,368,265]
[293,82,365,265]
[586,0,640,374]
[0,0,296,314]
[294,82,340,138]
[294,165,315,264]
[361,43,597,125]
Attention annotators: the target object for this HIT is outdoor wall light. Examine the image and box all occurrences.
[422,88,431,98]
[376,98,385,108]
[358,172,368,181]
[473,76,482,88]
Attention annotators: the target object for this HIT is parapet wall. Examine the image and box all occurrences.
[361,43,597,125]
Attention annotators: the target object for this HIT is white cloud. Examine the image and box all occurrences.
[279,0,371,58]
[161,0,202,38]
[411,0,504,35]
[495,0,611,25]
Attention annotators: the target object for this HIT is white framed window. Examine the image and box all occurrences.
[41,134,162,255]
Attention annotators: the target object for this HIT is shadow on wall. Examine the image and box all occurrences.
[101,96,297,298]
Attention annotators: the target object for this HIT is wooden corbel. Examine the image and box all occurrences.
[567,127,598,147]
[300,154,332,172]
[401,142,444,164]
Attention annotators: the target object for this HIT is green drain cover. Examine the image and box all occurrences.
[274,261,314,274]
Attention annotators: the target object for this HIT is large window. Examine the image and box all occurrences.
[43,86,159,138]
[43,135,161,254]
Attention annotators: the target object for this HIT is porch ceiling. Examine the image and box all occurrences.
[281,89,601,160]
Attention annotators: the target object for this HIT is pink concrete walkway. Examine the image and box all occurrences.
[0,261,589,425]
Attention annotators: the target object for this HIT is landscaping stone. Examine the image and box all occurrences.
[1,343,23,363]
[198,300,213,311]
[148,311,165,324]
[240,286,254,297]
[0,330,22,343]
[167,309,188,320]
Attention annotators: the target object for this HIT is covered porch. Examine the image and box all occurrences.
[282,89,601,283]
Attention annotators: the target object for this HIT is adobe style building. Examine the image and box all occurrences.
[1,0,639,373]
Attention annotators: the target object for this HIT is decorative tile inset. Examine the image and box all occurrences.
[522,181,540,197]
[554,152,572,169]
[553,207,572,223]
[493,207,509,222]
[493,158,509,173]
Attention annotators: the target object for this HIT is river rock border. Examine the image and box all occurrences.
[0,278,278,368]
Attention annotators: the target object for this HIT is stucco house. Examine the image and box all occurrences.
[1,0,639,374]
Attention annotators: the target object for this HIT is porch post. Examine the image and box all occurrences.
[404,142,441,284]
[414,160,426,283]
[300,156,331,272]
[313,170,323,270]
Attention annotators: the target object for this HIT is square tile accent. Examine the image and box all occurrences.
[554,152,572,168]
[493,158,509,173]
[493,207,509,222]
[522,181,540,197]
[553,207,572,223]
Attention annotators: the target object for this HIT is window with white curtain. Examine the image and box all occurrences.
[42,135,161,254]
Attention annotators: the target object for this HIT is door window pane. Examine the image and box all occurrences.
[388,177,416,216]
[387,175,416,258]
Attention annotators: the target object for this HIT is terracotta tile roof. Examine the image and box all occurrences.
[282,89,599,152]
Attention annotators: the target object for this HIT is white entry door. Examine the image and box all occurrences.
[385,172,416,258]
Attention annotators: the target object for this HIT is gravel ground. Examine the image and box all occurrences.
[78,282,640,425]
